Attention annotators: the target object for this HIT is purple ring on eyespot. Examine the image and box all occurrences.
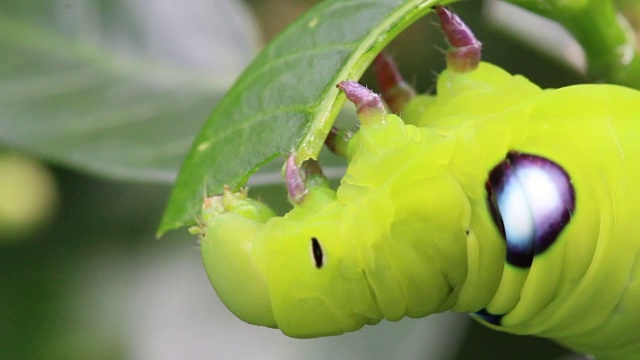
[473,308,504,326]
[486,151,576,268]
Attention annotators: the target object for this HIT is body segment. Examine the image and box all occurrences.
[195,6,640,359]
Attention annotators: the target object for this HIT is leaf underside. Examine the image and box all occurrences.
[158,0,454,236]
[0,0,260,182]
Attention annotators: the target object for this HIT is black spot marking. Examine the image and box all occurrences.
[473,308,504,326]
[486,151,575,268]
[311,237,324,269]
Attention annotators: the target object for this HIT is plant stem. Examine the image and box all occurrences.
[503,0,640,88]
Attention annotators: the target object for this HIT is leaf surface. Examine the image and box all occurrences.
[159,0,452,235]
[0,0,260,182]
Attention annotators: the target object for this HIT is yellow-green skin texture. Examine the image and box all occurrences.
[199,62,640,359]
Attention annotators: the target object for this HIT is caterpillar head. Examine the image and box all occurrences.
[192,187,277,328]
[195,184,381,337]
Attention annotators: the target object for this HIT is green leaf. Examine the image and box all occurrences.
[0,0,260,182]
[158,0,454,236]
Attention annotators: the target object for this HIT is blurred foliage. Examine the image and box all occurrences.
[0,0,259,182]
[0,0,636,359]
[0,152,57,241]
[505,0,640,86]
[618,0,640,48]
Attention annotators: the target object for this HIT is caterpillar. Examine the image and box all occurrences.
[191,6,640,359]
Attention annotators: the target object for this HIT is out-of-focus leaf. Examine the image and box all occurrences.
[158,0,455,236]
[0,0,260,182]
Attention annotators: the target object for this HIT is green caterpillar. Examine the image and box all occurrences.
[192,6,640,359]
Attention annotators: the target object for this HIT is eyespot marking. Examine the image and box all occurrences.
[311,237,324,269]
[473,308,504,326]
[486,151,575,268]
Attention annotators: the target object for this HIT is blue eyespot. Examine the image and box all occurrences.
[486,151,575,268]
[473,308,504,326]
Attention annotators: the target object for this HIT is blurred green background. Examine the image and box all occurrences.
[1,0,625,358]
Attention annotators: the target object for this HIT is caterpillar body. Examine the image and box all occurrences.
[192,6,640,359]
